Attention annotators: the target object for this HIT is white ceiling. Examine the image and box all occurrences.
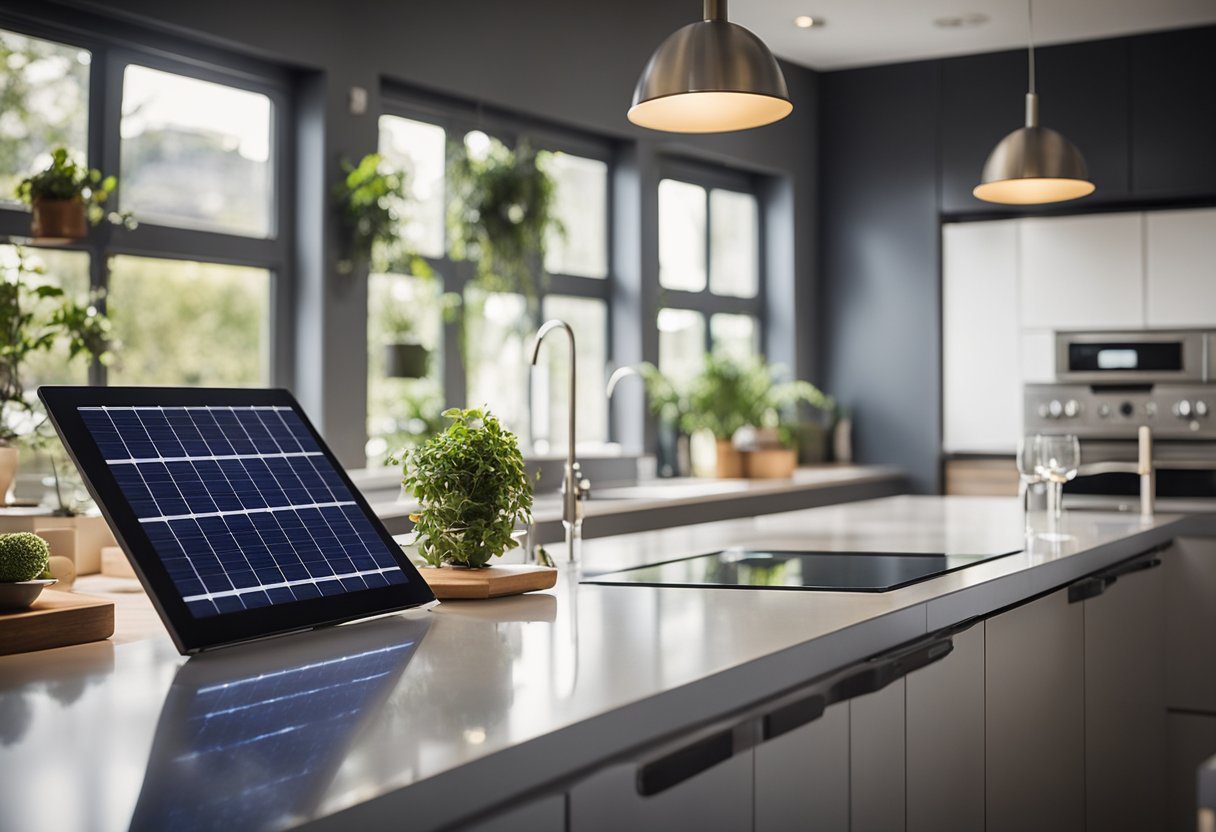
[730,0,1216,70]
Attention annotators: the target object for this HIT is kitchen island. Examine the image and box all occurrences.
[1,496,1213,831]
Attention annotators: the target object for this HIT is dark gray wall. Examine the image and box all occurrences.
[818,61,942,495]
[38,0,821,467]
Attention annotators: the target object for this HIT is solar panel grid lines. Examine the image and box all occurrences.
[79,405,406,618]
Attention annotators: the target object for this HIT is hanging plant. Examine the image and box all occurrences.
[15,148,135,242]
[334,152,432,277]
[446,134,561,306]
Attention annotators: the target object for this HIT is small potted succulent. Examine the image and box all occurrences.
[15,148,132,243]
[396,407,532,568]
[0,532,55,611]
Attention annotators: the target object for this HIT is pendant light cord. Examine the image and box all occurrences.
[1027,0,1036,95]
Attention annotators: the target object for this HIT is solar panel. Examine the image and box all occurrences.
[76,405,408,619]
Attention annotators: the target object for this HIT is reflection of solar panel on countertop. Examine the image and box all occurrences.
[78,405,406,618]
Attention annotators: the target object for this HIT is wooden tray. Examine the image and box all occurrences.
[0,590,115,656]
[419,565,558,600]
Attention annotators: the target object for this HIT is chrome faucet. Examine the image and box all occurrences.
[530,319,589,563]
[606,365,641,400]
[1073,425,1155,518]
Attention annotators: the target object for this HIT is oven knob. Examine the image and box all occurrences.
[1037,403,1050,419]
[1145,401,1158,417]
[1120,401,1134,418]
[1097,403,1111,418]
[1175,400,1193,418]
[1063,399,1080,418]
[1048,400,1064,419]
[1197,401,1210,418]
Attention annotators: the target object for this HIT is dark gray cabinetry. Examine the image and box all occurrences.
[753,702,850,832]
[985,589,1086,832]
[905,622,985,832]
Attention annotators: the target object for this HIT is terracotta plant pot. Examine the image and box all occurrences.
[744,447,798,479]
[383,342,430,379]
[0,445,17,506]
[714,439,745,479]
[31,198,88,243]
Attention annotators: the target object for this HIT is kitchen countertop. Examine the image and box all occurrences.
[0,496,1206,831]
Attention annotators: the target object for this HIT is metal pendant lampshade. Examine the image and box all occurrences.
[628,0,793,133]
[973,0,1094,205]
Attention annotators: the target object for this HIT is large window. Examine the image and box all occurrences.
[366,103,611,462]
[657,167,763,383]
[0,22,288,396]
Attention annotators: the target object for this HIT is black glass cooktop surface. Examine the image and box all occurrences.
[581,548,1022,593]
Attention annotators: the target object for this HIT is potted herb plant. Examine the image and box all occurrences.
[637,362,691,478]
[398,407,532,569]
[15,148,132,243]
[0,532,55,611]
[0,247,113,504]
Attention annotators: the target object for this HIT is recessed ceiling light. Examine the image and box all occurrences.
[934,12,990,28]
[793,15,821,29]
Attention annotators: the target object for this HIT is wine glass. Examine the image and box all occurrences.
[1035,434,1081,533]
[1016,435,1043,534]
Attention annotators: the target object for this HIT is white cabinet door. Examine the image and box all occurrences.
[1019,213,1144,330]
[942,220,1020,452]
[1146,208,1216,327]
[906,623,985,832]
[985,589,1085,832]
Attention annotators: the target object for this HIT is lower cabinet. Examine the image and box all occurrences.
[850,678,906,832]
[985,589,1086,832]
[462,795,567,832]
[568,745,754,832]
[905,622,985,832]
[1165,538,1216,713]
[1083,556,1166,832]
[754,702,850,832]
[1167,712,1216,832]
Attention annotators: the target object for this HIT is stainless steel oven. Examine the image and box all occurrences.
[1026,330,1216,511]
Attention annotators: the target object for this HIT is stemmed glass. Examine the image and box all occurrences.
[1016,435,1043,535]
[1034,434,1081,536]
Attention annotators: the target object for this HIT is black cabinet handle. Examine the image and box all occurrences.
[636,729,735,797]
[1068,551,1163,603]
[762,692,827,741]
[826,635,954,707]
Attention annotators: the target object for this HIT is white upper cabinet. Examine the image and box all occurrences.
[1019,214,1144,330]
[943,220,1020,452]
[1146,208,1216,328]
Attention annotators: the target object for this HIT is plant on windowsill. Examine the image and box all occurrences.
[637,362,692,478]
[333,152,433,277]
[16,148,135,243]
[393,407,532,569]
[681,353,836,479]
[0,246,113,507]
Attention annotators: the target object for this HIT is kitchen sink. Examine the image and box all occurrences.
[589,481,744,501]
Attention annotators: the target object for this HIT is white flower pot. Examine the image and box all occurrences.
[0,445,18,506]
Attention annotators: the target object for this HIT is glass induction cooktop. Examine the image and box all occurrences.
[581,548,1022,593]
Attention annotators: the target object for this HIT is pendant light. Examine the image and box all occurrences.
[973,0,1094,204]
[628,0,793,134]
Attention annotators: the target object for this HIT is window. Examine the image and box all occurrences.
[0,23,290,399]
[107,256,271,386]
[0,245,91,387]
[0,29,89,203]
[369,96,612,462]
[657,168,763,379]
[120,65,274,237]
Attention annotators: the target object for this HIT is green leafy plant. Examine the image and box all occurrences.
[396,407,532,568]
[334,152,432,276]
[446,134,561,305]
[637,362,687,425]
[15,147,133,228]
[0,532,50,582]
[0,247,112,445]
[681,353,835,447]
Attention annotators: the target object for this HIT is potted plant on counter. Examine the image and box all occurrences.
[16,148,133,243]
[397,407,532,569]
[0,532,54,611]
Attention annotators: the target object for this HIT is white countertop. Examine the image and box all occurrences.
[0,496,1197,831]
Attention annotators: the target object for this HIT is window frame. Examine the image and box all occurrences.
[0,11,295,388]
[376,88,615,441]
[657,158,766,357]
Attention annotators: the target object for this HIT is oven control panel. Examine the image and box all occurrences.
[1024,384,1216,439]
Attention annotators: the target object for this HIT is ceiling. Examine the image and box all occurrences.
[730,0,1216,70]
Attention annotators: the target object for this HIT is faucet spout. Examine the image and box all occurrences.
[530,319,583,563]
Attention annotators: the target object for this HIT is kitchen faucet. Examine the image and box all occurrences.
[1073,425,1155,518]
[530,319,589,563]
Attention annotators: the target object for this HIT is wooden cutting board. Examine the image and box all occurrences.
[0,590,115,656]
[418,565,558,600]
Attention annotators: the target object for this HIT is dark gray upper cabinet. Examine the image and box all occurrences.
[939,39,1132,215]
[939,49,1024,215]
[1131,26,1216,198]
